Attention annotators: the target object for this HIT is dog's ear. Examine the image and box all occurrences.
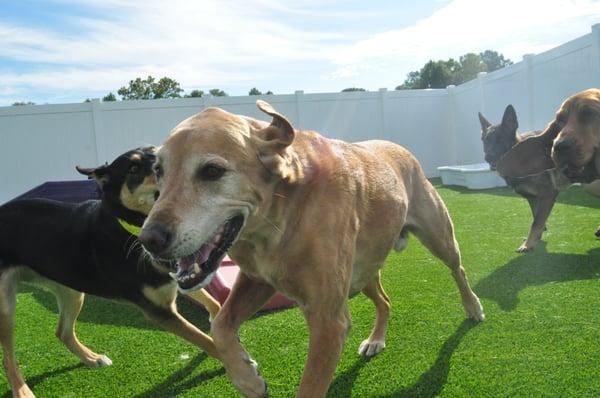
[478,112,491,132]
[253,100,296,179]
[496,117,560,178]
[501,105,518,133]
[76,163,110,187]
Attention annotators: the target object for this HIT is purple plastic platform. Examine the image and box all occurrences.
[13,180,100,203]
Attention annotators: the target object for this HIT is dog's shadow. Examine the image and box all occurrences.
[133,353,226,398]
[1,364,84,398]
[328,319,479,397]
[475,243,600,311]
[19,285,212,331]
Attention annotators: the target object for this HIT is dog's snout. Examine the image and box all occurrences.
[139,223,173,255]
[554,137,574,153]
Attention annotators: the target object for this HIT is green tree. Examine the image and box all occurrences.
[117,76,183,100]
[480,50,513,72]
[420,60,453,88]
[396,50,512,90]
[249,87,262,95]
[265,91,274,95]
[209,88,228,97]
[12,101,35,106]
[185,89,204,98]
[455,53,487,83]
[341,87,366,92]
[103,92,117,102]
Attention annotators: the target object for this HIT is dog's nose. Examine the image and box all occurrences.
[139,223,173,255]
[554,138,574,153]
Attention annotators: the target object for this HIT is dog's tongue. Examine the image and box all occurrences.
[177,243,215,272]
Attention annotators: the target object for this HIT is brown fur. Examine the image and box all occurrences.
[142,101,485,397]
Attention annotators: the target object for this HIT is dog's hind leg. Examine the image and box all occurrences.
[358,272,390,357]
[47,283,112,368]
[0,269,35,398]
[409,189,485,322]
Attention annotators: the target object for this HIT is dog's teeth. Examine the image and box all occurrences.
[169,272,177,278]
[193,263,201,274]
[190,272,197,278]
[214,233,222,241]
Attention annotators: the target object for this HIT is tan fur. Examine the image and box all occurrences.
[119,175,157,215]
[551,88,600,169]
[144,101,484,397]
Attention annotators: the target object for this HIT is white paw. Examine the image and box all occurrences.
[96,355,113,367]
[85,354,113,368]
[358,339,385,357]
[465,296,485,322]
[233,356,268,398]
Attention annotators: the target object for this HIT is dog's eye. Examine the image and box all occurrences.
[128,164,140,174]
[153,164,163,179]
[579,107,597,124]
[199,164,226,181]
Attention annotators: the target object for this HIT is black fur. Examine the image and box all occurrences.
[0,147,172,313]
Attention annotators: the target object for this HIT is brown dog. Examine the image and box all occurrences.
[139,101,485,397]
[551,88,600,180]
[495,89,600,243]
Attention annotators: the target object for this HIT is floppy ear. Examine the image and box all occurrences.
[501,105,518,133]
[496,118,562,178]
[253,100,296,179]
[76,163,110,187]
[478,112,491,131]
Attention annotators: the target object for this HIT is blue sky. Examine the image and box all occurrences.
[1,0,599,106]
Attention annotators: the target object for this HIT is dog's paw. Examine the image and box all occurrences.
[232,356,268,398]
[83,354,113,368]
[14,384,36,398]
[358,339,385,357]
[464,295,485,322]
[516,244,533,253]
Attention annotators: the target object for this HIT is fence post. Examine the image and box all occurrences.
[591,23,600,85]
[523,53,536,131]
[90,98,102,164]
[446,85,458,166]
[294,90,304,128]
[379,88,388,136]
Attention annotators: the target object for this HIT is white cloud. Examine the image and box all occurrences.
[0,0,599,105]
[328,0,600,78]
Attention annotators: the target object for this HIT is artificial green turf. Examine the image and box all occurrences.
[2,182,600,397]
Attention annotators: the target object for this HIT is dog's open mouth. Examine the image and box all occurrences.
[171,215,244,292]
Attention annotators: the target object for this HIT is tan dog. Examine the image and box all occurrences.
[139,101,485,397]
[551,88,600,180]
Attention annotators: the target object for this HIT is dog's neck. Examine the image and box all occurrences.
[100,193,147,228]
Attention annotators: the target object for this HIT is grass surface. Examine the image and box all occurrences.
[2,181,600,397]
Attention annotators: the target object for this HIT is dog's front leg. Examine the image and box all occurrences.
[518,191,558,252]
[297,302,351,398]
[212,272,275,398]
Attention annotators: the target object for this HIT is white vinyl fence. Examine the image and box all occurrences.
[1,24,599,204]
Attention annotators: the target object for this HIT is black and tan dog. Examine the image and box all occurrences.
[0,147,221,398]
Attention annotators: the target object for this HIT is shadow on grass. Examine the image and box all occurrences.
[328,319,479,398]
[475,243,600,311]
[19,285,211,331]
[1,364,84,398]
[133,353,225,398]
[440,183,600,210]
